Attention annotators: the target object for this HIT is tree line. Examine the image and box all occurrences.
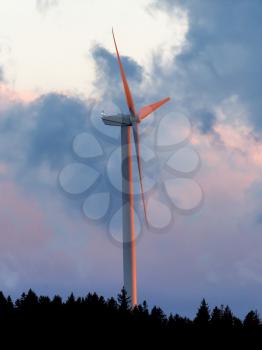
[0,288,261,344]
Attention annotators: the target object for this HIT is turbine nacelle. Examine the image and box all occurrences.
[101,112,132,126]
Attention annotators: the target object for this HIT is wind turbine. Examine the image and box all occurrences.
[101,29,170,306]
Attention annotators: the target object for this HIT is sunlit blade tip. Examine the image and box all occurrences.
[112,30,136,116]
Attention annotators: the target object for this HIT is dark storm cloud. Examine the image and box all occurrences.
[92,45,143,83]
[195,110,216,135]
[91,45,143,111]
[0,94,89,169]
[27,94,89,168]
[152,0,262,134]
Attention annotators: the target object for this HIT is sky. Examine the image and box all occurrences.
[0,0,262,318]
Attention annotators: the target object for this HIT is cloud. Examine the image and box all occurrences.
[0,93,89,168]
[0,66,4,81]
[91,44,143,109]
[0,92,97,231]
[92,45,143,84]
[36,0,59,13]
[151,0,262,135]
[195,110,216,135]
[27,94,90,168]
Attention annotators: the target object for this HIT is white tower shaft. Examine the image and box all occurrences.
[121,126,137,306]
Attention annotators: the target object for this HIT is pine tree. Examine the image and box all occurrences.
[66,293,76,305]
[222,305,234,328]
[151,306,166,327]
[142,300,149,317]
[210,306,222,327]
[194,299,210,327]
[52,295,62,306]
[244,310,261,329]
[0,292,13,315]
[107,297,118,312]
[39,296,51,306]
[117,287,131,311]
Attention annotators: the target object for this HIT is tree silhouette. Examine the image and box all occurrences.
[151,306,166,329]
[0,292,13,317]
[15,289,38,312]
[66,293,75,306]
[39,295,51,306]
[194,298,210,327]
[117,287,131,311]
[244,310,261,329]
[210,306,223,328]
[168,313,192,332]
[0,288,260,344]
[222,305,234,328]
[107,297,118,314]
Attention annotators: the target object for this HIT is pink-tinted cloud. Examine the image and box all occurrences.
[0,85,38,114]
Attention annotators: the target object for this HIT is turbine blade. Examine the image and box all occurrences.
[132,122,148,226]
[139,97,170,121]
[112,29,136,116]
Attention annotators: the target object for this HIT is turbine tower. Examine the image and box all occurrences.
[101,30,170,305]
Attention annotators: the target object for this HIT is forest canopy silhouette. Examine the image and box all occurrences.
[0,287,261,344]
